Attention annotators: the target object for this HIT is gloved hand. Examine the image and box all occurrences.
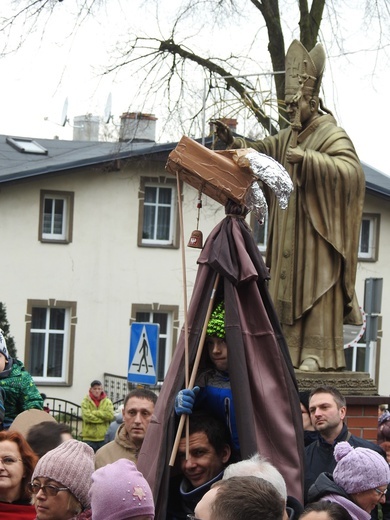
[174,386,200,415]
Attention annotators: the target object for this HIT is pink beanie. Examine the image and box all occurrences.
[90,459,155,520]
[333,442,390,494]
[32,439,94,510]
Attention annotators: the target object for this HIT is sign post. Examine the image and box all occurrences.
[128,322,159,385]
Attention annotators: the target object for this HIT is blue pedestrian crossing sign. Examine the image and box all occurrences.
[128,323,159,385]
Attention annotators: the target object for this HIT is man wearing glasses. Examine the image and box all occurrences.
[166,412,232,520]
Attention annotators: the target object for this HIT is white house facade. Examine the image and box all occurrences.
[0,127,389,405]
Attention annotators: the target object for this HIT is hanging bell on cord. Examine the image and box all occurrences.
[188,191,203,249]
[187,229,203,249]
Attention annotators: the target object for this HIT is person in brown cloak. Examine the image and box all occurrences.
[137,200,304,520]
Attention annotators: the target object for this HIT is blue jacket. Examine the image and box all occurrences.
[195,368,238,451]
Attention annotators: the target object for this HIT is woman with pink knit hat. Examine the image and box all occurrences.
[307,441,390,520]
[29,439,95,519]
[89,459,154,519]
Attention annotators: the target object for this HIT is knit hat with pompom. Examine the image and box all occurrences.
[333,441,390,494]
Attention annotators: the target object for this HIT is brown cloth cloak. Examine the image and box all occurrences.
[137,212,304,519]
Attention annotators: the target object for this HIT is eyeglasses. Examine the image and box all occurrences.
[28,482,70,496]
[186,515,202,520]
[0,456,22,466]
[374,487,388,499]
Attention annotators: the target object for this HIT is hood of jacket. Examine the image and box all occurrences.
[308,472,350,503]
[114,422,139,451]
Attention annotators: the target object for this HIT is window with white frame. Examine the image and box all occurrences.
[6,136,48,155]
[138,178,179,247]
[26,300,77,385]
[358,214,380,261]
[39,190,74,243]
[132,304,178,381]
[251,213,268,253]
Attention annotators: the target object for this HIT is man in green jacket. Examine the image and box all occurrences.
[81,380,114,452]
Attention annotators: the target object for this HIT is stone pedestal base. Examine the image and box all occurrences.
[295,370,378,396]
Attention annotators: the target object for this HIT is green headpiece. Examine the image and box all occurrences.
[206,301,225,339]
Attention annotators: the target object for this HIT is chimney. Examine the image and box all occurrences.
[73,114,100,141]
[119,112,157,143]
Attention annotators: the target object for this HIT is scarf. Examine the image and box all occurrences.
[89,390,107,407]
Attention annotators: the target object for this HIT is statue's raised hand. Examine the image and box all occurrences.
[210,119,234,147]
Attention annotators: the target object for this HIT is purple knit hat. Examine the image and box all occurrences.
[32,439,94,510]
[333,441,390,494]
[90,459,155,520]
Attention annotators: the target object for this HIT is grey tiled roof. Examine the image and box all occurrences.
[0,135,176,183]
[361,161,390,199]
[0,134,389,199]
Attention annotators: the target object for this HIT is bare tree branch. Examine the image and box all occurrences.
[1,0,389,140]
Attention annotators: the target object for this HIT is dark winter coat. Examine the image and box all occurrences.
[308,472,370,520]
[166,470,224,520]
[304,423,385,501]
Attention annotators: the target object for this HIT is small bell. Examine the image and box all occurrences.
[187,229,203,249]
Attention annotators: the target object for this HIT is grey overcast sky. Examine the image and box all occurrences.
[0,1,388,175]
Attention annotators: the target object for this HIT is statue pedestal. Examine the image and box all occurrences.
[295,370,378,396]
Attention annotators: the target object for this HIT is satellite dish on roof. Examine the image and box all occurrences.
[103,93,113,124]
[61,97,69,127]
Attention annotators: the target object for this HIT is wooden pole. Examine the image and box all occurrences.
[175,174,189,388]
[169,272,220,467]
[175,173,190,456]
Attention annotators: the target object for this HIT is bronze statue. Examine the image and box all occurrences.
[213,40,365,371]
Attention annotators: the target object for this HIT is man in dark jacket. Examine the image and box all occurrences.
[167,412,232,520]
[305,386,385,499]
[305,385,388,519]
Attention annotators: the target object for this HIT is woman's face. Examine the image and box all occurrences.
[33,477,77,520]
[351,485,388,513]
[0,440,25,502]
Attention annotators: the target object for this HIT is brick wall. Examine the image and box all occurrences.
[345,396,390,444]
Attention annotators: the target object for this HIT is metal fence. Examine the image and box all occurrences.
[104,372,162,403]
[104,373,130,403]
[43,397,83,439]
[43,373,161,439]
